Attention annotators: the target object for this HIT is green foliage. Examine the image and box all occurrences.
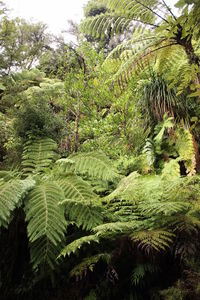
[69,151,120,181]
[60,234,100,257]
[60,199,104,230]
[130,230,174,253]
[0,177,34,228]
[58,175,97,201]
[70,253,110,279]
[131,263,158,286]
[22,137,58,174]
[25,182,67,269]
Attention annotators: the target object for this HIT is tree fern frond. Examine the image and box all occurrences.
[57,175,97,201]
[60,199,104,230]
[22,137,58,175]
[176,128,196,176]
[138,199,189,217]
[0,170,21,181]
[161,159,180,180]
[93,220,143,238]
[106,171,140,201]
[0,178,35,228]
[130,229,174,253]
[59,234,100,257]
[25,182,67,268]
[69,152,120,181]
[70,253,111,280]
[172,213,200,234]
[131,263,159,286]
[81,14,133,39]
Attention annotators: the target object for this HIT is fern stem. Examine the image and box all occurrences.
[161,0,177,21]
[135,0,169,24]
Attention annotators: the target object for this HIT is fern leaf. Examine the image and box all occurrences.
[60,199,104,230]
[70,253,111,280]
[0,178,35,228]
[25,182,67,268]
[106,171,140,201]
[93,220,143,238]
[57,175,97,201]
[131,263,159,286]
[161,159,180,180]
[59,234,100,257]
[130,229,174,253]
[175,128,196,176]
[69,152,120,181]
[22,137,58,174]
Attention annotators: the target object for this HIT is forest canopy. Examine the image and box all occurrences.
[1,1,200,299]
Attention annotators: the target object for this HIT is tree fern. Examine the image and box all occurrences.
[81,0,200,93]
[22,137,58,174]
[0,178,34,228]
[25,182,67,269]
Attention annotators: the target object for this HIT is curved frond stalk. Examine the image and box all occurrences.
[0,178,35,228]
[69,152,120,181]
[22,137,58,175]
[25,182,67,269]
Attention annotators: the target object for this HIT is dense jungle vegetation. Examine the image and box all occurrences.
[1,0,200,299]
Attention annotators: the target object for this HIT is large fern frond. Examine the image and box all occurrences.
[130,229,174,253]
[69,152,120,181]
[0,178,35,228]
[59,234,100,257]
[22,137,58,175]
[60,199,104,230]
[25,182,67,269]
[57,175,97,201]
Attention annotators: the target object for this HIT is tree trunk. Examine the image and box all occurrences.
[74,108,80,152]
